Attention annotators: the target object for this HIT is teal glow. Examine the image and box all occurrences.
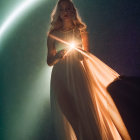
[0,0,56,139]
[5,66,53,140]
[0,0,40,38]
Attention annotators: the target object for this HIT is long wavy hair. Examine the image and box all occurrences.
[48,0,87,33]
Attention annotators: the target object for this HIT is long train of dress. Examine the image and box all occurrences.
[50,49,131,140]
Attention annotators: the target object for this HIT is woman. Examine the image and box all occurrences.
[47,0,131,140]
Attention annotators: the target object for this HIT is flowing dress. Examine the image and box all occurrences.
[49,28,131,140]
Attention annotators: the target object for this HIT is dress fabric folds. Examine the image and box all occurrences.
[49,29,131,140]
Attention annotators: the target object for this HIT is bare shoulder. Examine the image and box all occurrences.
[47,30,57,49]
[79,28,88,35]
[47,30,57,37]
[47,30,58,42]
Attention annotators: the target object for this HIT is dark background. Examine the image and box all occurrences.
[0,0,140,140]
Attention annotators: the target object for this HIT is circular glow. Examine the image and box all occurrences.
[70,42,75,49]
[0,0,39,38]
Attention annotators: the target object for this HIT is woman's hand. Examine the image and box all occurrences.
[47,49,66,66]
[55,49,67,60]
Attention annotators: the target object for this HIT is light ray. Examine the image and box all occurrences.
[0,0,40,38]
[49,34,71,47]
[49,34,94,59]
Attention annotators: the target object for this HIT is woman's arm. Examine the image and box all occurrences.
[80,29,90,52]
[47,33,58,66]
[47,33,66,66]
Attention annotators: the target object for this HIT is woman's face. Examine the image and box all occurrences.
[59,1,74,21]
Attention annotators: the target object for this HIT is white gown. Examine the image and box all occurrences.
[49,28,131,140]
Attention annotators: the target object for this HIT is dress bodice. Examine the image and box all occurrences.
[52,28,83,52]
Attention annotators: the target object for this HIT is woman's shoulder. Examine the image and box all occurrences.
[79,27,88,34]
[48,29,58,36]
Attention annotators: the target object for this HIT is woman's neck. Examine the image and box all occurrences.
[62,20,74,31]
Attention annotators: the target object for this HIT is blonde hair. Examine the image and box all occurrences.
[48,0,87,33]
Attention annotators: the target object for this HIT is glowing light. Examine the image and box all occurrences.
[64,42,76,56]
[0,0,40,37]
[49,34,82,56]
[70,42,75,49]
[49,34,78,56]
[49,34,70,46]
